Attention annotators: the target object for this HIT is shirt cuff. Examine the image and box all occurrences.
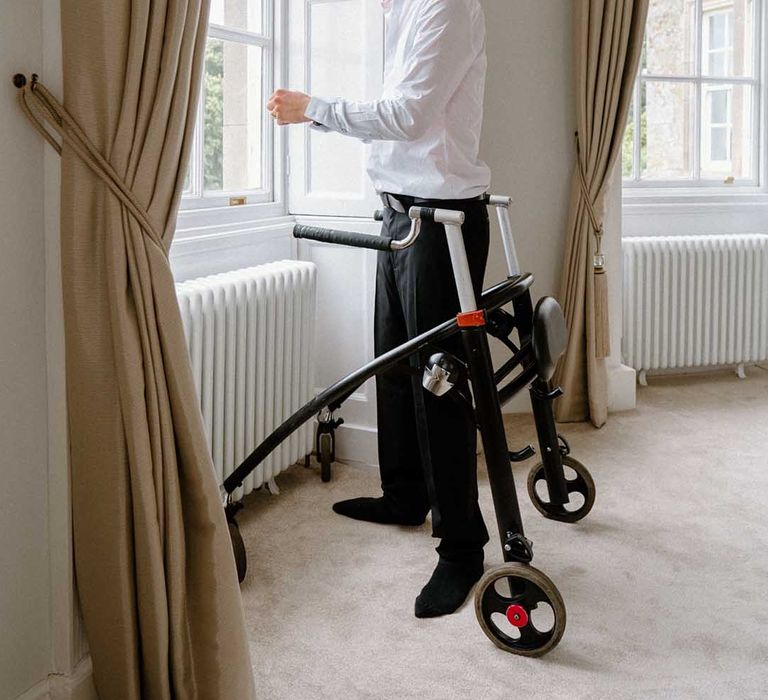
[305,96,333,132]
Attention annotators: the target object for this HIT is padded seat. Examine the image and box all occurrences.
[531,297,568,381]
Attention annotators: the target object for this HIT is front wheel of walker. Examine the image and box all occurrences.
[475,564,566,657]
[225,505,247,583]
[318,433,332,483]
[527,456,596,523]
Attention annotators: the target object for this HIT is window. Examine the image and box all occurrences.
[182,0,281,211]
[623,0,762,187]
[287,0,384,217]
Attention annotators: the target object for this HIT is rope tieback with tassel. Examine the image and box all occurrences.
[575,131,611,360]
[11,72,166,254]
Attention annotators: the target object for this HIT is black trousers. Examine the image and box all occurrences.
[375,196,490,559]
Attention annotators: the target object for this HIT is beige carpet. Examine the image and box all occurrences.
[238,367,768,699]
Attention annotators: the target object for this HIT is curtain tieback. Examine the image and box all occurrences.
[574,131,605,272]
[12,73,165,253]
[574,131,611,359]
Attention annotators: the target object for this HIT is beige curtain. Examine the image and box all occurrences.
[554,0,649,427]
[16,1,255,697]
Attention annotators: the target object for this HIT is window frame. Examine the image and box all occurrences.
[623,0,765,193]
[178,0,288,228]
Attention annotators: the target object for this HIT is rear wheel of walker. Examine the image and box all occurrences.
[475,564,566,657]
[227,519,247,583]
[527,456,595,523]
[319,432,332,483]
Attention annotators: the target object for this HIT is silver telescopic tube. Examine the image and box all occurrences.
[489,195,521,277]
[443,221,479,314]
[390,218,422,251]
[407,206,478,314]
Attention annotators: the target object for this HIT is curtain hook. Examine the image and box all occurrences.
[12,73,27,89]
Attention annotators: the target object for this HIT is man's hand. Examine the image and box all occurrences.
[267,89,312,126]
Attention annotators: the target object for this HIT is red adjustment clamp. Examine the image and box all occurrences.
[506,604,529,628]
[457,310,486,328]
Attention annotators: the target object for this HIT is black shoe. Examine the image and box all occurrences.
[414,554,484,618]
[332,497,427,526]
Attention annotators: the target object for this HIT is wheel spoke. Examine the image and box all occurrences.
[520,580,552,607]
[482,587,514,616]
[566,472,588,496]
[483,575,551,611]
[517,619,550,647]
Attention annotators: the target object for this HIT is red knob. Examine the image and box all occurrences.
[505,604,529,628]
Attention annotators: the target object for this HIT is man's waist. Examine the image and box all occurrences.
[380,192,486,214]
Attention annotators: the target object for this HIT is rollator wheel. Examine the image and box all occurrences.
[475,564,566,657]
[319,433,332,483]
[226,507,247,583]
[527,456,595,523]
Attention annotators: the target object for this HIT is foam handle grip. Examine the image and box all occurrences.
[411,207,437,222]
[293,224,393,252]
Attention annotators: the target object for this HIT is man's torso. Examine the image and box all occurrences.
[368,0,491,200]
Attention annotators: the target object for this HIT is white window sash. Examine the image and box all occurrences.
[179,0,287,224]
[624,0,764,191]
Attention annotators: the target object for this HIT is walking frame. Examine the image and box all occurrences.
[223,195,596,657]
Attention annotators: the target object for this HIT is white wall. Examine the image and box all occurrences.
[483,1,635,413]
[481,0,576,410]
[0,2,52,698]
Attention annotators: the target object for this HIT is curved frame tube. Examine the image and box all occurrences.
[223,274,535,495]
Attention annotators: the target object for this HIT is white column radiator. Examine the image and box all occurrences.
[176,261,317,498]
[623,235,768,382]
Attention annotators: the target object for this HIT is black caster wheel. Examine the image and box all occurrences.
[475,564,566,657]
[527,456,595,523]
[319,432,332,483]
[225,503,247,583]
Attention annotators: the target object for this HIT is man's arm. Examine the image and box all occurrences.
[267,0,480,141]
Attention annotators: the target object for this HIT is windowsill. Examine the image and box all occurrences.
[623,187,768,214]
[621,185,768,237]
[177,200,288,237]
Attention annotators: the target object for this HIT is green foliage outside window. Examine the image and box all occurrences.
[622,91,648,179]
[204,40,224,191]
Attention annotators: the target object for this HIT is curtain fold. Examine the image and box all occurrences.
[554,0,649,427]
[51,1,255,697]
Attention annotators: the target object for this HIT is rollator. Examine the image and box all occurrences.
[223,196,596,657]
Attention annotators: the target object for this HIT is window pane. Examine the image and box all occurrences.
[710,127,728,161]
[209,0,263,35]
[643,0,696,76]
[622,96,636,179]
[641,81,695,180]
[307,0,368,196]
[702,1,754,77]
[709,89,729,124]
[701,84,753,180]
[203,38,264,193]
[709,12,727,49]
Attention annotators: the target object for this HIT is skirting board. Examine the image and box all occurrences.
[334,422,378,466]
[16,657,97,700]
[608,363,637,412]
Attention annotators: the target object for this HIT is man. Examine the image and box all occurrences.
[268,0,491,618]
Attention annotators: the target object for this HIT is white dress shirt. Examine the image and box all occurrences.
[304,0,491,200]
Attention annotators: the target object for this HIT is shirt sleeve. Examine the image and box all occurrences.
[304,0,480,142]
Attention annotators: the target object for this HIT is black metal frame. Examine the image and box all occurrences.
[222,268,572,566]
